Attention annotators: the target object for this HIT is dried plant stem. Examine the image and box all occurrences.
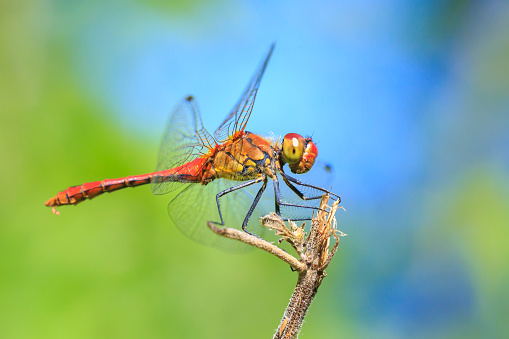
[275,269,323,339]
[207,194,344,339]
[207,222,305,271]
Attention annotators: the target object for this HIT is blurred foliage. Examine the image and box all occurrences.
[429,169,509,337]
[138,0,207,12]
[1,0,509,338]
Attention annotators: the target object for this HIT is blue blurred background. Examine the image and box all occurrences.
[1,0,509,338]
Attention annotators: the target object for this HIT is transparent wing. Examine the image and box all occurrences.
[167,179,276,252]
[151,96,216,195]
[166,166,333,251]
[213,44,275,143]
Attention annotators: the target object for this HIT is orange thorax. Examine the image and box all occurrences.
[205,132,274,182]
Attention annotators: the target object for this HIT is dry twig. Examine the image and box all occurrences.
[207,194,345,338]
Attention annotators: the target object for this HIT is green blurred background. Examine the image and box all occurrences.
[1,0,509,338]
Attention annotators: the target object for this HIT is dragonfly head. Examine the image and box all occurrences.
[281,133,318,174]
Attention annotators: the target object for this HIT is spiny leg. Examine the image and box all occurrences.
[211,176,265,234]
[280,175,323,201]
[241,178,268,235]
[272,175,327,220]
[280,170,341,202]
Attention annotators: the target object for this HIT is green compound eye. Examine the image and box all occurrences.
[282,133,305,164]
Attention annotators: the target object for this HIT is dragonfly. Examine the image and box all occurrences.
[45,44,340,249]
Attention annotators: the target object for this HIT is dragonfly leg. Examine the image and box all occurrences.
[211,176,266,235]
[241,178,268,235]
[273,175,328,219]
[280,171,341,202]
[280,175,323,201]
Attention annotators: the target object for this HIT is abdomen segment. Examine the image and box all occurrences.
[44,174,153,207]
[45,158,208,209]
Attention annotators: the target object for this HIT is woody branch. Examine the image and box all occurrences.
[207,194,344,339]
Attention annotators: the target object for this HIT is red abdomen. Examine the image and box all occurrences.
[44,175,153,207]
[45,157,208,208]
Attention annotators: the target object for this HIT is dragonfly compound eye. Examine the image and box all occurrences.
[282,133,305,165]
[288,137,318,174]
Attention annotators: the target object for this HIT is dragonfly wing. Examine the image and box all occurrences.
[152,96,216,195]
[213,44,275,143]
[167,178,274,251]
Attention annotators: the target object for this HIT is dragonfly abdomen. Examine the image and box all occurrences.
[44,175,153,207]
[45,157,209,210]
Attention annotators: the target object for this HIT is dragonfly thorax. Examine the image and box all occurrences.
[210,131,275,182]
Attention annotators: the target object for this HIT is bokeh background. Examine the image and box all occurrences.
[1,0,509,338]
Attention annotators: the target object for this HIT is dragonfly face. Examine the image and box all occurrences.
[279,133,318,174]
